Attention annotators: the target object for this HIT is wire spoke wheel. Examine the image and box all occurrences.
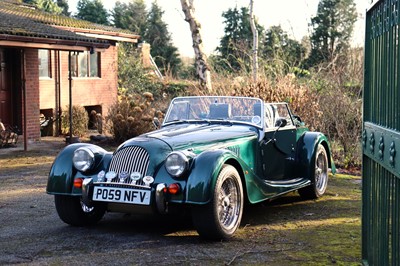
[299,144,328,199]
[315,147,328,195]
[217,177,240,231]
[81,200,95,213]
[192,164,243,240]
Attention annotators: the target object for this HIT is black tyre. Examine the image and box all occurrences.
[192,164,244,240]
[299,144,329,200]
[54,195,106,226]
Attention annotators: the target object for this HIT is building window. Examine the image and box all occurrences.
[39,49,51,78]
[71,51,100,78]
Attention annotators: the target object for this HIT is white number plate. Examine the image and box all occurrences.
[92,187,151,205]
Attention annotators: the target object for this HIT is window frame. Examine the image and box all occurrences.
[38,49,52,78]
[71,51,101,78]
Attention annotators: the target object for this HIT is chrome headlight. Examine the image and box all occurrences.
[165,151,189,177]
[73,147,95,172]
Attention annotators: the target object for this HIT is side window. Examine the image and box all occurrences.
[38,49,51,78]
[275,104,293,126]
[264,104,275,128]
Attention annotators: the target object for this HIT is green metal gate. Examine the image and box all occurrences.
[363,0,400,265]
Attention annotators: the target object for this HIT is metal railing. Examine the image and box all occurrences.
[363,0,400,265]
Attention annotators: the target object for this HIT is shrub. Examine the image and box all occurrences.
[231,76,322,131]
[106,92,164,143]
[316,87,362,168]
[118,43,164,96]
[61,105,89,137]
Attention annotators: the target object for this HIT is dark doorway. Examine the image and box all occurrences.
[85,105,102,133]
[0,48,22,131]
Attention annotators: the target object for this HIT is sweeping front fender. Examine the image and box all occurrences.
[296,132,336,179]
[185,149,237,204]
[46,143,110,195]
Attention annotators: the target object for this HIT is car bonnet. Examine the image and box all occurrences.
[143,123,258,152]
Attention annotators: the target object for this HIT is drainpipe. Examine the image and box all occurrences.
[54,50,61,136]
[68,51,72,142]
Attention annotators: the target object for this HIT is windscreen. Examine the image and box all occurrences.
[163,96,264,128]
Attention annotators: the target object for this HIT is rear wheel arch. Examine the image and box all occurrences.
[299,143,329,199]
[319,140,333,169]
[296,132,334,175]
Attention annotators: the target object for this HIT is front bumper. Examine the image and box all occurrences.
[81,178,168,214]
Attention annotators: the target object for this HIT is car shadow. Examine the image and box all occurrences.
[65,194,307,239]
[50,190,359,243]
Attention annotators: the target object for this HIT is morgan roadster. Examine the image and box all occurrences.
[47,96,335,240]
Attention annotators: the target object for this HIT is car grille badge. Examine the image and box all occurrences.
[105,171,116,183]
[143,176,154,187]
[119,172,129,183]
[130,172,141,185]
[96,170,105,182]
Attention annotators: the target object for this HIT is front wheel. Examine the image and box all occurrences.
[54,195,106,226]
[299,144,328,200]
[192,164,244,240]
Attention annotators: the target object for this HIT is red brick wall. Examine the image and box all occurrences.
[24,49,40,141]
[60,45,118,115]
[38,45,118,135]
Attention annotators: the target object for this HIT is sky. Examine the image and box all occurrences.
[68,0,371,57]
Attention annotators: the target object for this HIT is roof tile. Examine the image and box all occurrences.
[0,0,138,47]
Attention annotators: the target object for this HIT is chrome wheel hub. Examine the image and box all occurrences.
[218,177,240,230]
[315,152,328,193]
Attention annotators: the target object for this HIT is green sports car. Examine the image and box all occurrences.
[47,96,335,240]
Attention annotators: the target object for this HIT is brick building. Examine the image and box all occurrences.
[0,1,139,148]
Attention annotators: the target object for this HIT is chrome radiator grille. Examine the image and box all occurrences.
[108,146,150,186]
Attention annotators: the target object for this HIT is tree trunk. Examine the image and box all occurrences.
[249,0,258,82]
[180,0,212,92]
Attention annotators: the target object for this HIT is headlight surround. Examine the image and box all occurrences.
[73,147,95,172]
[165,151,189,177]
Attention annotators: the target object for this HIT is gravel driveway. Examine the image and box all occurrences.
[0,138,361,265]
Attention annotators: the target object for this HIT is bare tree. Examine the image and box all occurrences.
[249,0,258,82]
[180,0,212,92]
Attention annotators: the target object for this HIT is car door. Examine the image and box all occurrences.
[260,103,297,181]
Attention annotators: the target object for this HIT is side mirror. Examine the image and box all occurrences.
[153,117,161,129]
[275,118,287,128]
[293,115,302,123]
[292,115,305,127]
